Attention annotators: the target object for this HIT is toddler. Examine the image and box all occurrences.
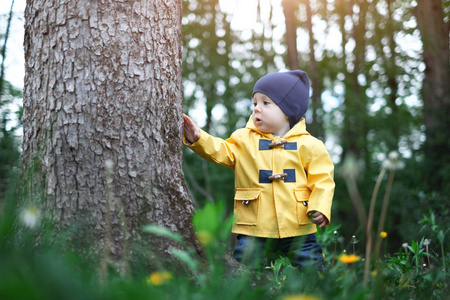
[183,70,335,270]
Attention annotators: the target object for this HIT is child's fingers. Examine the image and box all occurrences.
[183,114,194,131]
[312,214,323,224]
[309,211,327,227]
[182,114,200,143]
[183,114,193,128]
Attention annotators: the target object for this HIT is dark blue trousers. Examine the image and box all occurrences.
[232,233,324,270]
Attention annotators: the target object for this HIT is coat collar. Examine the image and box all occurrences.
[245,115,310,139]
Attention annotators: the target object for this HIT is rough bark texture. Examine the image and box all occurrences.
[414,0,450,192]
[22,0,198,267]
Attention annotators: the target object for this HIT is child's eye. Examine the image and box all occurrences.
[264,101,270,105]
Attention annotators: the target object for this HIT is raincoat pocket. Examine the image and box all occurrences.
[294,188,312,225]
[234,188,261,225]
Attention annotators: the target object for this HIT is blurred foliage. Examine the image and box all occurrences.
[0,80,22,198]
[1,4,23,199]
[0,185,448,299]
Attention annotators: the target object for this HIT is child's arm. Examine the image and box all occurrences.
[183,114,201,144]
[304,140,335,227]
[182,114,238,169]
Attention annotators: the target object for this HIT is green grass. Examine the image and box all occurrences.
[0,193,448,300]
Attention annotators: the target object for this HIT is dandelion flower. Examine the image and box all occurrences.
[342,154,359,179]
[146,271,172,286]
[382,151,404,170]
[281,295,321,300]
[424,239,430,246]
[338,254,361,264]
[380,231,388,238]
[322,253,325,258]
[20,206,41,228]
[196,230,213,246]
[402,243,408,253]
[388,151,399,161]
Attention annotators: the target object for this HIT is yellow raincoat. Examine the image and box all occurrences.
[185,118,335,238]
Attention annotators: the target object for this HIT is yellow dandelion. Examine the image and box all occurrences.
[371,270,378,277]
[338,254,361,264]
[380,231,388,238]
[322,253,325,258]
[280,295,321,300]
[196,230,213,246]
[146,271,172,286]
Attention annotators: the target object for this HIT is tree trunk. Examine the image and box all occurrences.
[22,0,199,269]
[385,0,400,151]
[414,0,450,192]
[282,0,300,70]
[303,0,324,139]
[337,0,360,159]
[339,0,369,164]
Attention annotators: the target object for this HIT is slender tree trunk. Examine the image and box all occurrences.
[414,0,450,192]
[303,0,324,139]
[0,0,15,96]
[337,0,360,159]
[339,0,369,164]
[282,0,300,70]
[385,0,400,151]
[22,0,199,268]
[352,0,370,167]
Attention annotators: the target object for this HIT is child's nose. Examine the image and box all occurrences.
[254,104,261,112]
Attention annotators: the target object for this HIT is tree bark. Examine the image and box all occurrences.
[414,0,450,192]
[22,0,199,269]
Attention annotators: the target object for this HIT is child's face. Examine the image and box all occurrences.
[252,92,290,136]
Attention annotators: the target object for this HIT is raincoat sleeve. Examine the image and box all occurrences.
[304,140,335,226]
[183,129,238,170]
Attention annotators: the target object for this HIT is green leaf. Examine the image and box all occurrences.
[170,248,198,272]
[437,230,445,244]
[142,225,184,245]
[192,200,233,242]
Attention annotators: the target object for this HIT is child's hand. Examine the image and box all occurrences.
[183,114,201,144]
[308,211,328,228]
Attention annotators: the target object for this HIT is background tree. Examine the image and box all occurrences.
[21,0,199,269]
[414,0,450,194]
[282,0,300,70]
[0,0,21,198]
